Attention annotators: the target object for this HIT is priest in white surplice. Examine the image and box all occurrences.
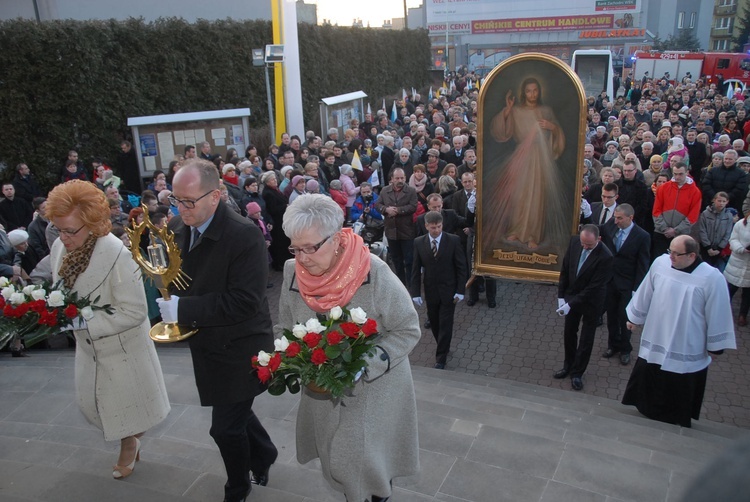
[622,235,736,427]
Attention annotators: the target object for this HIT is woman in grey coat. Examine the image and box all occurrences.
[277,194,420,502]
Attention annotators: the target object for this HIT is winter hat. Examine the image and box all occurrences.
[8,229,29,246]
[245,202,261,214]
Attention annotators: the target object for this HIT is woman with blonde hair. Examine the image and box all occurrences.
[46,180,170,480]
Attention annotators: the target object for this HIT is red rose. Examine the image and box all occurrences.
[268,352,282,372]
[362,319,378,337]
[311,348,327,365]
[303,332,322,349]
[64,304,78,319]
[251,355,259,367]
[43,309,58,326]
[326,331,345,345]
[340,322,360,338]
[16,303,30,316]
[256,366,272,383]
[285,342,301,357]
[0,297,5,308]
[4,304,15,317]
[30,300,46,313]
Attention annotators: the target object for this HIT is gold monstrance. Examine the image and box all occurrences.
[125,206,197,343]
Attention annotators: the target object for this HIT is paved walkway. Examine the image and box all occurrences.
[1,349,746,502]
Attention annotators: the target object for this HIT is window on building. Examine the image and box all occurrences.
[716,17,731,29]
[690,12,696,28]
[713,40,729,51]
[718,0,736,6]
[678,12,685,29]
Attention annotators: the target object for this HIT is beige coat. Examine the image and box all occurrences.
[277,255,420,501]
[724,220,750,288]
[51,234,170,441]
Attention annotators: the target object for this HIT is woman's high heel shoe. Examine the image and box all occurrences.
[112,437,140,479]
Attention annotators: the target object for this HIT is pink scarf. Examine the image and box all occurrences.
[295,228,371,312]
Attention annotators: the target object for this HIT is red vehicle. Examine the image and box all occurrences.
[632,51,750,89]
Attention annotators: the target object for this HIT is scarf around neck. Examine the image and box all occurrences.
[295,228,371,313]
[58,234,98,290]
[409,173,427,192]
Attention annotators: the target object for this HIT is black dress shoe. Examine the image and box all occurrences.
[434,362,445,369]
[602,348,617,359]
[424,319,431,329]
[571,377,583,391]
[620,353,631,365]
[487,301,496,308]
[553,368,569,379]
[250,467,270,486]
[466,300,476,306]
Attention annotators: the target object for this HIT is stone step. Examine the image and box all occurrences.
[1,349,743,502]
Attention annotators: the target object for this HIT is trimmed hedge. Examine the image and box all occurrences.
[0,18,431,189]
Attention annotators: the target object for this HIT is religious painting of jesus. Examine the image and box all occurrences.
[475,53,586,283]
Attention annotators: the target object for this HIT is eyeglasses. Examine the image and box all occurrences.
[666,249,690,257]
[59,224,85,237]
[168,189,216,209]
[288,235,332,256]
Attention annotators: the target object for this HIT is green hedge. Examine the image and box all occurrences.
[0,18,431,189]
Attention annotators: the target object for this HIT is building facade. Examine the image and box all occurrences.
[709,0,750,51]
[407,0,713,72]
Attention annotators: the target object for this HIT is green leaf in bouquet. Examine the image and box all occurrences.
[286,374,301,394]
[341,350,352,363]
[325,345,342,359]
[267,377,288,396]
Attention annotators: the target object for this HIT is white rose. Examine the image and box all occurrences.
[349,307,368,325]
[31,289,47,301]
[274,337,290,352]
[47,290,65,307]
[81,306,95,320]
[329,306,343,320]
[22,285,36,296]
[0,277,9,287]
[292,324,307,339]
[10,292,26,305]
[305,318,326,334]
[257,350,271,367]
[1,286,15,300]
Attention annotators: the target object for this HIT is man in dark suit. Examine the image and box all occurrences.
[442,136,466,166]
[601,204,650,365]
[555,224,614,391]
[590,183,618,227]
[411,211,467,369]
[157,159,278,502]
[416,193,465,237]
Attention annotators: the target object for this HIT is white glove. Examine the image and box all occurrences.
[467,192,476,213]
[453,293,464,303]
[556,303,571,316]
[156,295,180,324]
[581,199,592,218]
[557,298,565,309]
[412,297,423,306]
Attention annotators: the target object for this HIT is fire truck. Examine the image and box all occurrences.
[631,51,750,89]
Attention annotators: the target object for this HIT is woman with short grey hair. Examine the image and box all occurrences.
[277,193,420,502]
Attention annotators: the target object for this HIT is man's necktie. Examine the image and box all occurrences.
[601,207,609,225]
[431,239,438,258]
[616,230,624,252]
[190,227,201,251]
[577,249,590,275]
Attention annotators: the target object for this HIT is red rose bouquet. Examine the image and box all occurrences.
[0,278,114,350]
[252,305,380,398]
